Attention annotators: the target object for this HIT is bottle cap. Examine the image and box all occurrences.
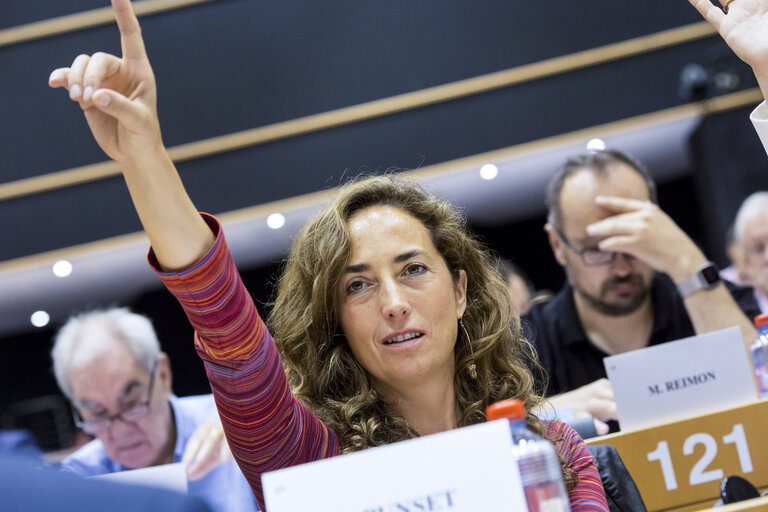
[755,314,768,329]
[486,398,526,421]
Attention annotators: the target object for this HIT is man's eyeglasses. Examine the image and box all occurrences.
[554,227,633,267]
[72,362,157,435]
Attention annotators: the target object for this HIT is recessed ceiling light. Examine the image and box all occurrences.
[479,163,498,180]
[53,260,73,277]
[31,310,50,328]
[267,213,286,230]
[586,138,606,152]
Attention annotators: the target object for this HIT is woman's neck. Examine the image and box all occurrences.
[379,368,457,436]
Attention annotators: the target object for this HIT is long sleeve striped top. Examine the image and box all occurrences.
[150,214,608,511]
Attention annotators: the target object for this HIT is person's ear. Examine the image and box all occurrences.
[454,269,468,318]
[545,223,567,267]
[157,353,172,395]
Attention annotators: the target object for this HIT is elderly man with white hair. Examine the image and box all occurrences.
[52,308,259,512]
[731,192,768,313]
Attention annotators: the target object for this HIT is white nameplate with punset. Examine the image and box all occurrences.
[604,326,758,431]
[262,419,527,512]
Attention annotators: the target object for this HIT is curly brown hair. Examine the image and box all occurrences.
[269,174,577,489]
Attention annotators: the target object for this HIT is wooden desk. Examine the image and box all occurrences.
[587,400,768,512]
[695,495,768,511]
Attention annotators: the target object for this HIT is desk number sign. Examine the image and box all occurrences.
[590,401,768,512]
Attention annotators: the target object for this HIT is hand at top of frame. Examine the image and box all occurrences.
[48,0,163,164]
[689,0,768,82]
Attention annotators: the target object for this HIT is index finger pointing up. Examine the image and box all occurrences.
[111,0,146,59]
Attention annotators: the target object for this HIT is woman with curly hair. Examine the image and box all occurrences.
[48,1,616,510]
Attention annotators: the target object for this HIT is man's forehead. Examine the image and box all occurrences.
[70,348,146,405]
[70,333,135,372]
[559,164,650,231]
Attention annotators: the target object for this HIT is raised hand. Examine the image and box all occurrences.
[586,196,708,283]
[48,0,213,271]
[688,0,768,89]
[48,0,162,164]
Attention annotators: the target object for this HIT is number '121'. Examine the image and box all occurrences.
[646,424,753,491]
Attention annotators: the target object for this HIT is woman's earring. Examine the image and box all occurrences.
[459,318,478,380]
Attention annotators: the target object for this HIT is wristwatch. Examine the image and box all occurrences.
[677,261,721,298]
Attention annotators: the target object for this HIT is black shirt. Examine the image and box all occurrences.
[523,274,761,397]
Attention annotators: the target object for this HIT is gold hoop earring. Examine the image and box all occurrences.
[459,317,478,380]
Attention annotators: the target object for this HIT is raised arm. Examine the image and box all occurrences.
[51,5,341,506]
[689,0,768,101]
[48,0,212,270]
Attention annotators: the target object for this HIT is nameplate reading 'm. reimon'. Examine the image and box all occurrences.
[261,420,527,512]
[604,326,758,431]
[647,370,718,396]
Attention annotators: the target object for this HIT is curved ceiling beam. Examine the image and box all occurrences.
[0,21,717,202]
[0,0,212,48]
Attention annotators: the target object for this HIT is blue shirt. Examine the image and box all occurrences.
[61,394,258,512]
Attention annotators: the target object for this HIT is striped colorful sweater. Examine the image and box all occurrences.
[150,215,608,511]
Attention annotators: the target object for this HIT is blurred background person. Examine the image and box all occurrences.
[498,258,534,314]
[524,149,759,433]
[721,224,748,284]
[731,192,768,313]
[51,308,258,512]
[498,258,552,315]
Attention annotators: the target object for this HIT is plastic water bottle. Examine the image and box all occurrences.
[486,399,571,512]
[750,314,768,398]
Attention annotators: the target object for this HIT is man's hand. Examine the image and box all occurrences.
[182,418,234,481]
[48,0,162,164]
[586,196,708,283]
[546,378,617,435]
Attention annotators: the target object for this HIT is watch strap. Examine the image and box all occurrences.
[677,261,721,298]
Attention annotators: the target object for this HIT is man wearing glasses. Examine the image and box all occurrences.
[51,308,259,512]
[524,149,759,434]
